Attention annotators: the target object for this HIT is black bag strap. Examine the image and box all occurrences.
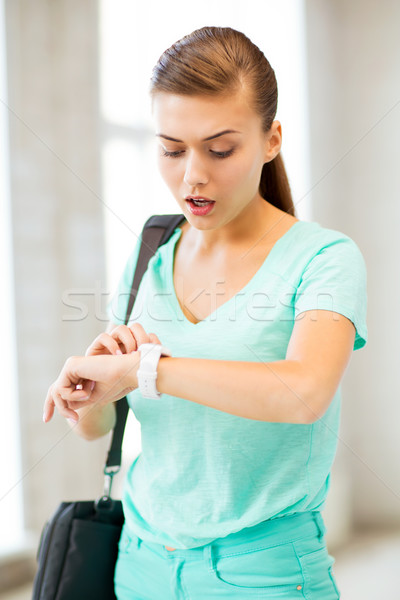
[104,213,186,479]
[123,213,187,326]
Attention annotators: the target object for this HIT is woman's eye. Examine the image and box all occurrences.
[161,149,184,158]
[160,148,235,159]
[211,148,235,159]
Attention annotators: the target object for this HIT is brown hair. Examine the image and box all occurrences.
[150,26,295,216]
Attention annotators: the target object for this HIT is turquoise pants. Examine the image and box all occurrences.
[114,511,340,599]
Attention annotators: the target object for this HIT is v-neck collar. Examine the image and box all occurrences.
[166,220,303,327]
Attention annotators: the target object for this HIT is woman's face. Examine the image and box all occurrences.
[152,91,281,230]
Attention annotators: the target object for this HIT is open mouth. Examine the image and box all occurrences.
[185,197,215,215]
[190,199,213,206]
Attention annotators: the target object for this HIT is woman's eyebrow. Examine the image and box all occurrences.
[156,129,241,143]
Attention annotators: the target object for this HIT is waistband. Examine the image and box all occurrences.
[130,511,326,560]
[203,511,326,575]
[209,511,326,554]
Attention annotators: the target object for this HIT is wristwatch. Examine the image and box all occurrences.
[137,343,172,399]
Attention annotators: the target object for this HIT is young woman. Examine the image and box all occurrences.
[44,26,367,599]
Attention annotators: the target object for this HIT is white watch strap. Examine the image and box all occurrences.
[137,343,172,399]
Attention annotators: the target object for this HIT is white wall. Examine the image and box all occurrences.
[5,0,109,535]
[305,0,400,529]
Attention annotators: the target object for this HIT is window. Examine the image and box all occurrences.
[0,0,23,553]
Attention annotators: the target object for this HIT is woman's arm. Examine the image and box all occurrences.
[156,310,356,424]
[46,310,356,426]
[67,401,117,441]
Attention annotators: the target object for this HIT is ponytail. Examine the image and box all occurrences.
[259,154,296,216]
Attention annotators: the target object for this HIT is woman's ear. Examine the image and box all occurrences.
[264,121,282,163]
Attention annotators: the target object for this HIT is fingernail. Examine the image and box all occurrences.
[68,418,78,425]
[42,413,47,423]
[116,349,123,355]
[90,380,95,391]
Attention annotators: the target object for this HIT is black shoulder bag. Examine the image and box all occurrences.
[32,213,186,600]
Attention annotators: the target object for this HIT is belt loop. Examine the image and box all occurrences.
[203,543,216,573]
[312,511,326,541]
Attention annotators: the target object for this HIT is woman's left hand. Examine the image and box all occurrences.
[43,353,140,424]
[85,322,163,357]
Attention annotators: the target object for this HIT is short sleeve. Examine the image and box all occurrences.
[106,238,142,325]
[294,237,368,350]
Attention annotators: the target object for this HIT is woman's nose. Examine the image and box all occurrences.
[183,152,209,187]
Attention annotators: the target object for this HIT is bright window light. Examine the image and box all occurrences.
[0,0,23,554]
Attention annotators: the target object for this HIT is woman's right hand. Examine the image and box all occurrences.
[43,322,163,437]
[85,322,162,357]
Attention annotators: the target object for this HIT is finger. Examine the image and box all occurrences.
[53,390,80,423]
[68,378,94,402]
[75,378,94,397]
[59,384,92,402]
[74,378,87,390]
[43,386,56,423]
[110,325,137,354]
[148,332,162,345]
[66,397,96,410]
[85,333,121,356]
[129,322,152,348]
[66,380,105,410]
[83,379,95,395]
[44,400,55,423]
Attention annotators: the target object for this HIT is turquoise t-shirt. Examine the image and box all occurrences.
[108,218,368,549]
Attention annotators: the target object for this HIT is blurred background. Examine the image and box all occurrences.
[0,0,399,598]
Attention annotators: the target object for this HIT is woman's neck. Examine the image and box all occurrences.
[183,200,294,256]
